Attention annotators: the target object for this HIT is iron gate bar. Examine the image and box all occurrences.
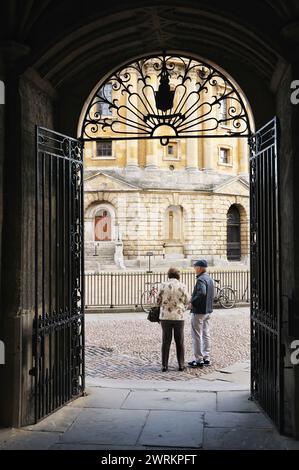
[34,126,85,422]
[249,117,283,431]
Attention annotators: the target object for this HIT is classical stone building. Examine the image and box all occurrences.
[83,61,250,270]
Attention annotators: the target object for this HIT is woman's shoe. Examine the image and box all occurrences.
[178,366,186,372]
[162,366,168,372]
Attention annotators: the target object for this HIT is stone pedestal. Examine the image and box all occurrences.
[164,241,184,256]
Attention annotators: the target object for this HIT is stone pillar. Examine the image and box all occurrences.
[0,63,56,427]
[238,137,249,174]
[186,138,199,171]
[203,138,214,171]
[126,68,139,169]
[145,67,159,169]
[277,61,299,438]
[145,138,159,169]
[202,86,214,170]
[185,75,199,171]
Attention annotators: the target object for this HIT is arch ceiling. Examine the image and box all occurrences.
[1,0,298,88]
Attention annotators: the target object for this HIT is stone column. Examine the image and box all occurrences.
[203,138,214,171]
[202,85,214,171]
[145,138,159,169]
[238,137,249,174]
[186,138,199,171]
[185,75,199,171]
[145,66,159,169]
[125,68,139,169]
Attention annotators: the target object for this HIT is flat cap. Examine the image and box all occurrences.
[193,259,208,267]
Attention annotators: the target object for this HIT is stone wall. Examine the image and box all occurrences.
[84,188,249,267]
[0,69,55,427]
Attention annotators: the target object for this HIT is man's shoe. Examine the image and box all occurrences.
[204,359,211,366]
[178,366,186,371]
[188,360,204,368]
[162,366,168,372]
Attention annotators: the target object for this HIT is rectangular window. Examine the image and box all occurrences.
[219,147,230,164]
[96,140,112,157]
[165,142,178,159]
[97,83,112,116]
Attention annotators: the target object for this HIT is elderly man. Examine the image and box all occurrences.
[188,260,214,368]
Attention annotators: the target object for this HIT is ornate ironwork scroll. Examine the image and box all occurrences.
[34,127,84,422]
[249,117,283,431]
[81,53,251,145]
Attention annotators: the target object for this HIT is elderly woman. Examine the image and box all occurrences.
[157,268,190,372]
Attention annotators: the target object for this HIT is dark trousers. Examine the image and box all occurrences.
[161,320,185,368]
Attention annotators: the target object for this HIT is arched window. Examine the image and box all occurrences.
[227,205,241,261]
[94,209,112,241]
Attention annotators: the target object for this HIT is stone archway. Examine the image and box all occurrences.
[1,2,299,440]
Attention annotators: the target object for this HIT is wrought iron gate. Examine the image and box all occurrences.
[250,117,283,431]
[33,127,85,422]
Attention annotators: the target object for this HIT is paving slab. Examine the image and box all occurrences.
[279,437,299,450]
[202,371,250,385]
[0,430,61,450]
[138,410,204,448]
[216,361,250,374]
[61,408,148,446]
[86,377,249,391]
[68,387,129,409]
[122,390,216,411]
[204,411,273,429]
[25,406,82,433]
[0,428,19,448]
[203,427,287,450]
[50,443,146,450]
[217,391,258,412]
[50,443,192,450]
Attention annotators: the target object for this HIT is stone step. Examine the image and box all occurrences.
[85,258,115,264]
[85,244,116,257]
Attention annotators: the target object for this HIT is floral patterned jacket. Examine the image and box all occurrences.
[157,278,190,321]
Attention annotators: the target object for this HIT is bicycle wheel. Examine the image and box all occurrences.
[140,290,156,313]
[218,287,236,309]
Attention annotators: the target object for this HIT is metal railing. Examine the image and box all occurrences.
[84,270,250,309]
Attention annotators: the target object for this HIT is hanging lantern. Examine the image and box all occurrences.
[155,56,175,112]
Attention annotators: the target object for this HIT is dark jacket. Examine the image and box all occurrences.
[191,272,214,314]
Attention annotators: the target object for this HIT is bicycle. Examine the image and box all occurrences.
[213,279,236,309]
[140,281,161,313]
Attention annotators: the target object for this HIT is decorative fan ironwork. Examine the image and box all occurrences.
[81,53,251,145]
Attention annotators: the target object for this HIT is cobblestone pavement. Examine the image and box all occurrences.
[85,307,250,381]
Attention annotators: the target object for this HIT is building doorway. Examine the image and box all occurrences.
[95,210,112,241]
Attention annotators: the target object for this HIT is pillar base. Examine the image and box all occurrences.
[185,166,199,172]
[145,164,159,170]
[125,164,139,172]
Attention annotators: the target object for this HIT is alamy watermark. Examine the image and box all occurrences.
[290,340,299,365]
[0,340,5,365]
[0,80,4,105]
[290,80,299,104]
